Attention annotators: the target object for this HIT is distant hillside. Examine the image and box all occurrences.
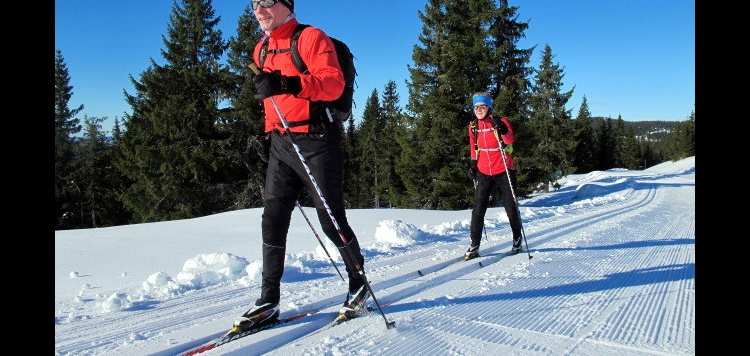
[624,120,679,142]
[591,117,680,143]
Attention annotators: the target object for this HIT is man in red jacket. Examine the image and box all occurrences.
[466,92,523,260]
[233,0,368,331]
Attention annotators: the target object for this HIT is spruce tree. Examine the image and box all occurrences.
[356,89,384,207]
[485,0,533,197]
[116,0,231,222]
[224,4,266,209]
[571,96,597,174]
[71,115,130,227]
[379,81,408,208]
[341,107,359,208]
[595,118,616,170]
[55,49,84,229]
[666,110,695,160]
[525,44,574,192]
[612,116,641,169]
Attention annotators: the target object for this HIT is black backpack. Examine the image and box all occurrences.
[259,24,356,123]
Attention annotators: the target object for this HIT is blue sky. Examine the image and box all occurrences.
[55,0,694,134]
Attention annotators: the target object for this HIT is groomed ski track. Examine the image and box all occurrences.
[55,167,695,356]
[217,174,695,355]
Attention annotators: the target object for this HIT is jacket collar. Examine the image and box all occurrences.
[266,16,299,39]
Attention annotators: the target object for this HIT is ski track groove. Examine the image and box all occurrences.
[270,181,695,356]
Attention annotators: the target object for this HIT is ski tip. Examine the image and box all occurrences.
[417,270,425,276]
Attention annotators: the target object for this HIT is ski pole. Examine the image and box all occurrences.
[250,62,395,329]
[296,200,345,281]
[495,131,532,260]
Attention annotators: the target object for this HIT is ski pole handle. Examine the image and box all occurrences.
[249,62,261,75]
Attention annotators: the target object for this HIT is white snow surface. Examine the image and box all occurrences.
[55,157,695,356]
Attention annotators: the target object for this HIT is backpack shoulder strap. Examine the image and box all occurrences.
[258,24,311,70]
[470,119,479,151]
[290,24,311,74]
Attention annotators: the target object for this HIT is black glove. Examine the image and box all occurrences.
[491,117,509,135]
[257,134,270,163]
[253,70,302,99]
[468,160,478,180]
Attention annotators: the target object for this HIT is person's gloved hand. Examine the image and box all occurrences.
[257,134,271,163]
[503,144,513,154]
[253,70,302,99]
[468,160,478,180]
[491,117,509,135]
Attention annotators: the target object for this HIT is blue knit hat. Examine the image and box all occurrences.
[472,92,493,109]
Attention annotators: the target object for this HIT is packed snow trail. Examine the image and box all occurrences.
[54,158,695,356]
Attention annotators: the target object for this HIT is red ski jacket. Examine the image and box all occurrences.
[468,116,516,176]
[253,18,345,134]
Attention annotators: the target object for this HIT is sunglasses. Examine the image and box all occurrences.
[473,105,489,110]
[252,0,279,10]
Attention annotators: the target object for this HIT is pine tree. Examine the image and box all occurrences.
[71,115,130,227]
[595,118,616,170]
[487,0,534,197]
[379,81,408,208]
[341,107,359,208]
[55,49,84,229]
[612,116,641,169]
[356,89,384,207]
[116,0,231,222]
[571,96,597,173]
[224,4,267,209]
[525,44,574,192]
[666,110,695,160]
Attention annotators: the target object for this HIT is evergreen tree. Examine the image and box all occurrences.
[612,116,641,169]
[224,4,267,209]
[639,138,662,169]
[341,107,358,208]
[487,0,534,196]
[379,81,408,208]
[525,44,574,192]
[612,116,627,168]
[71,115,130,227]
[488,0,534,121]
[571,96,597,173]
[116,0,231,222]
[595,117,616,170]
[355,89,384,207]
[666,110,695,160]
[55,49,84,229]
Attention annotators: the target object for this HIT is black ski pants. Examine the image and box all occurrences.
[469,169,523,248]
[260,129,364,304]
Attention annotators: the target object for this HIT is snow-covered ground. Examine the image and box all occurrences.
[55,157,695,355]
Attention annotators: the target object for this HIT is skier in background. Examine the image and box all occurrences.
[466,91,523,260]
